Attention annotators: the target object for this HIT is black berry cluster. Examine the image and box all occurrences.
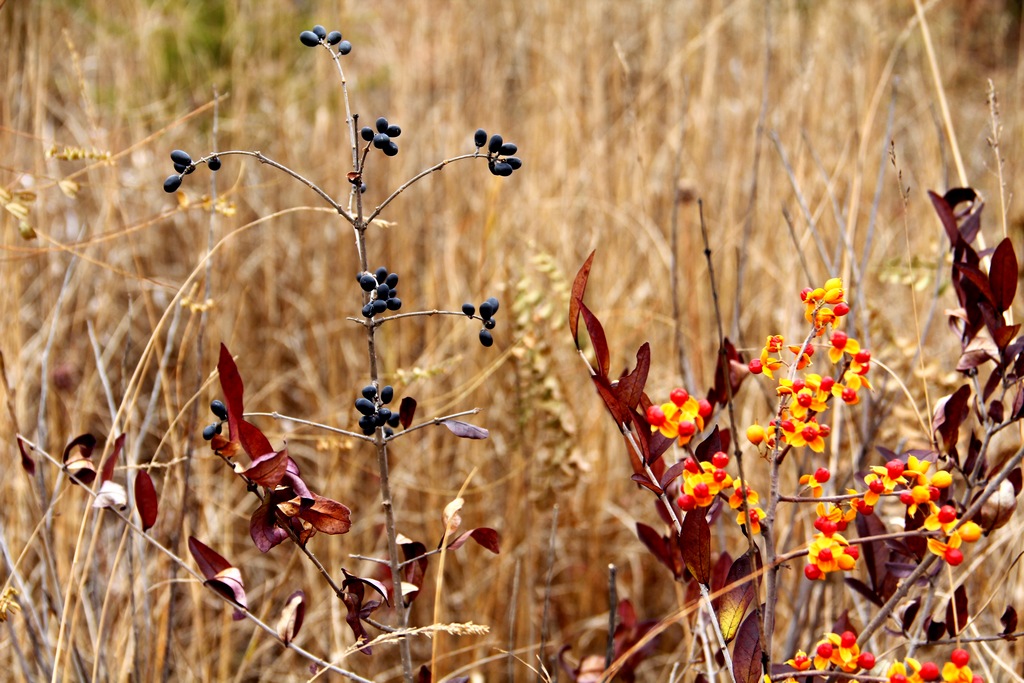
[360,117,402,157]
[358,266,402,318]
[299,24,352,55]
[202,399,229,440]
[462,296,500,347]
[162,149,220,193]
[474,129,522,177]
[355,384,400,436]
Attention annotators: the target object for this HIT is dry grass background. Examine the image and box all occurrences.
[3,0,1024,681]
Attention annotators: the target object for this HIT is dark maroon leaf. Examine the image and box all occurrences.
[418,666,431,683]
[237,419,274,461]
[630,473,663,495]
[659,461,686,490]
[101,433,125,484]
[945,585,969,637]
[399,396,416,429]
[217,344,245,447]
[569,250,596,348]
[447,527,501,554]
[206,568,248,619]
[63,433,97,486]
[994,324,1021,351]
[714,554,758,642]
[959,202,983,243]
[943,187,977,210]
[990,237,1018,312]
[440,420,489,439]
[1015,386,1024,421]
[636,522,683,580]
[276,590,305,644]
[250,501,289,552]
[929,190,961,247]
[856,506,889,597]
[594,374,632,431]
[711,552,732,593]
[731,609,763,683]
[680,509,711,585]
[933,385,971,454]
[401,541,428,606]
[579,301,611,379]
[1001,605,1018,636]
[926,616,946,642]
[901,598,921,632]
[341,568,390,605]
[844,577,882,607]
[613,343,650,411]
[240,447,289,487]
[695,426,723,464]
[188,536,232,579]
[17,436,35,475]
[955,262,997,307]
[134,470,158,532]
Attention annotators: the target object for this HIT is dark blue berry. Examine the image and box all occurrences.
[207,156,221,171]
[358,415,376,434]
[361,385,378,400]
[211,400,228,420]
[375,117,389,133]
[388,289,398,299]
[163,175,182,193]
[360,183,367,193]
[474,129,487,148]
[462,303,475,317]
[380,386,394,404]
[498,142,518,156]
[384,273,399,288]
[491,162,513,177]
[170,150,192,166]
[376,283,390,299]
[355,398,376,415]
[371,299,388,314]
[326,31,342,45]
[378,408,392,422]
[373,133,390,149]
[173,162,188,174]
[387,413,401,428]
[360,274,377,291]
[479,300,496,319]
[338,40,352,55]
[361,127,374,141]
[384,427,394,437]
[483,318,496,329]
[299,30,321,47]
[386,297,401,310]
[362,303,375,318]
[202,423,218,441]
[386,124,401,138]
[374,267,389,282]
[383,141,399,157]
[312,25,327,39]
[488,134,503,154]
[479,329,494,347]
[485,296,499,313]
[506,157,522,170]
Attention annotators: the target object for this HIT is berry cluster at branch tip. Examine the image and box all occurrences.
[201,399,229,441]
[462,297,500,347]
[360,117,402,157]
[474,128,522,177]
[355,383,400,436]
[299,24,351,54]
[358,266,402,318]
[163,149,219,193]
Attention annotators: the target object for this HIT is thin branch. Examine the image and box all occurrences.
[366,153,484,223]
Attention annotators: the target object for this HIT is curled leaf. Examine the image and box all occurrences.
[17,437,35,475]
[441,420,489,439]
[92,480,127,510]
[276,591,306,644]
[63,433,97,486]
[442,497,464,537]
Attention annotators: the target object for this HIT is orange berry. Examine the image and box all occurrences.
[959,521,982,542]
[746,424,765,445]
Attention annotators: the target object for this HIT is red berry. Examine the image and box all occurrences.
[844,546,859,560]
[749,359,764,374]
[797,392,813,408]
[869,479,886,494]
[693,482,709,499]
[938,505,957,524]
[929,486,940,501]
[951,648,969,667]
[842,387,857,403]
[802,425,819,441]
[646,405,666,427]
[820,376,835,392]
[780,420,795,433]
[836,519,848,531]
[804,564,822,580]
[713,468,728,483]
[670,388,689,406]
[818,548,833,563]
[800,287,813,302]
[886,460,905,480]
[834,302,850,316]
[684,457,700,473]
[860,504,874,515]
[814,517,827,532]
[678,420,696,437]
[919,662,940,680]
[891,676,908,683]
[840,631,857,648]
[712,451,729,468]
[793,655,809,668]
[900,491,914,505]
[857,652,875,669]
[816,642,833,659]
[792,379,806,391]
[748,509,760,523]
[697,398,713,418]
[854,349,871,364]
[818,424,831,437]
[814,467,831,483]
[820,520,838,537]
[831,331,848,349]
[944,548,964,566]
[677,494,697,511]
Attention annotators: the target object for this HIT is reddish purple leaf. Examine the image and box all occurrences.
[299,494,352,535]
[188,536,232,579]
[954,262,996,307]
[447,527,501,554]
[844,577,883,607]
[707,338,747,408]
[101,433,125,484]
[695,426,723,464]
[569,250,596,348]
[17,436,35,475]
[249,501,289,552]
[440,420,489,439]
[731,609,763,683]
[276,590,306,644]
[579,301,611,379]
[945,585,969,637]
[207,567,248,619]
[630,473,663,495]
[929,190,965,247]
[134,470,158,531]
[594,374,632,433]
[613,343,651,411]
[237,419,274,461]
[63,433,97,486]
[659,461,686,490]
[933,385,971,454]
[680,509,711,585]
[1001,605,1018,636]
[217,344,245,447]
[990,237,1018,312]
[240,447,289,488]
[399,396,416,429]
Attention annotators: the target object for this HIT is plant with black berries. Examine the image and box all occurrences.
[175,20,521,683]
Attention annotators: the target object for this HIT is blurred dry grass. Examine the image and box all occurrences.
[3,0,1024,680]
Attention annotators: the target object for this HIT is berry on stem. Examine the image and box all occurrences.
[462,303,476,317]
[474,128,487,148]
[210,400,228,420]
[479,329,494,347]
[163,175,182,193]
[299,30,321,46]
[338,40,352,55]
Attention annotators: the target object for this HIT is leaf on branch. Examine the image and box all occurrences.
[659,461,686,490]
[17,437,35,475]
[447,527,501,554]
[569,250,596,348]
[250,501,290,552]
[400,541,428,606]
[92,480,127,510]
[134,470,158,531]
[613,343,650,411]
[731,609,764,683]
[714,552,760,643]
[276,590,305,645]
[442,497,464,538]
[1001,605,1018,638]
[298,494,352,535]
[188,536,247,618]
[63,433,97,486]
[237,447,289,488]
[630,473,663,495]
[990,237,1018,312]
[636,522,684,581]
[579,301,611,379]
[945,585,969,637]
[680,509,711,585]
[933,385,971,455]
[100,433,125,483]
[706,338,747,408]
[217,344,245,449]
[441,420,489,439]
